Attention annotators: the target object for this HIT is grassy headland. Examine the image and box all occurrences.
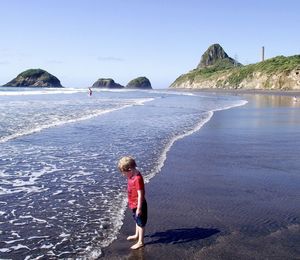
[171,55,300,90]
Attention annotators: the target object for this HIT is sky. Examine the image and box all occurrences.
[0,0,299,88]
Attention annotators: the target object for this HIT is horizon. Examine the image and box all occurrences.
[1,0,299,88]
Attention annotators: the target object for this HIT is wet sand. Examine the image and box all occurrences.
[102,93,300,259]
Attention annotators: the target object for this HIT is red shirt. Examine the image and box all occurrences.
[127,172,145,209]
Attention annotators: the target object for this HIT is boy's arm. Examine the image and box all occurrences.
[136,190,144,216]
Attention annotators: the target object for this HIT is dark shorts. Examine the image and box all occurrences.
[132,200,147,227]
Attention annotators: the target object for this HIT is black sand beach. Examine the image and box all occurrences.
[102,92,300,260]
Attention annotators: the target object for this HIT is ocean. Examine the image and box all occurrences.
[0,87,247,259]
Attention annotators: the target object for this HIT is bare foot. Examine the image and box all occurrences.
[127,235,138,241]
[130,242,144,250]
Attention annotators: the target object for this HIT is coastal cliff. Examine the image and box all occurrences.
[3,69,63,88]
[170,44,300,90]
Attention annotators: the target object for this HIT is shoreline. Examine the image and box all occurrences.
[102,91,300,259]
[168,87,300,96]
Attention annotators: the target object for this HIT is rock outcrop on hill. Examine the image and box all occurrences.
[3,69,63,88]
[92,78,124,88]
[197,43,241,68]
[126,77,152,89]
[170,44,300,90]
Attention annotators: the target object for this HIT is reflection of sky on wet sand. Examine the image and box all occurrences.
[242,94,300,131]
[249,94,300,108]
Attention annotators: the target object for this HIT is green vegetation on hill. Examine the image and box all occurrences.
[256,55,300,72]
[226,55,300,86]
[172,55,300,88]
[19,69,46,78]
[174,62,232,83]
[18,69,57,83]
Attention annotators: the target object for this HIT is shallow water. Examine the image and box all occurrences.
[0,87,246,259]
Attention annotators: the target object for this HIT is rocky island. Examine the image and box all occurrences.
[126,77,152,89]
[92,78,124,89]
[91,77,152,89]
[3,69,63,88]
[170,44,300,90]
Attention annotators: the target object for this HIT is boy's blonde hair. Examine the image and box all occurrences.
[118,156,137,172]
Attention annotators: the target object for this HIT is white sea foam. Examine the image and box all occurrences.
[0,162,60,195]
[40,243,54,249]
[58,233,70,238]
[10,244,31,251]
[0,185,45,195]
[145,89,194,96]
[0,88,87,96]
[57,251,74,257]
[4,239,25,244]
[19,215,47,223]
[0,97,154,144]
[0,248,11,253]
[84,247,103,259]
[27,236,49,240]
[13,222,27,226]
[11,232,21,238]
[52,190,63,196]
[82,193,127,258]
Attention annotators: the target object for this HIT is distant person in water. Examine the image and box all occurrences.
[293,96,298,102]
[88,87,92,96]
[118,156,147,250]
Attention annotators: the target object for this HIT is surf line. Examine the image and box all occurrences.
[144,99,248,183]
[0,98,155,144]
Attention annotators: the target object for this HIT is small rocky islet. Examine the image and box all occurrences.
[91,77,152,89]
[91,78,124,89]
[3,69,63,88]
[125,77,152,89]
[1,69,153,90]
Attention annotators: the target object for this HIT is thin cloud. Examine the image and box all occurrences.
[97,56,124,62]
[0,61,9,65]
[46,60,63,64]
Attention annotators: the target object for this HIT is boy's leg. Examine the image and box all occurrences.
[127,224,139,241]
[129,202,147,248]
[130,226,144,249]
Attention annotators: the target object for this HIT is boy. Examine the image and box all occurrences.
[118,156,147,250]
